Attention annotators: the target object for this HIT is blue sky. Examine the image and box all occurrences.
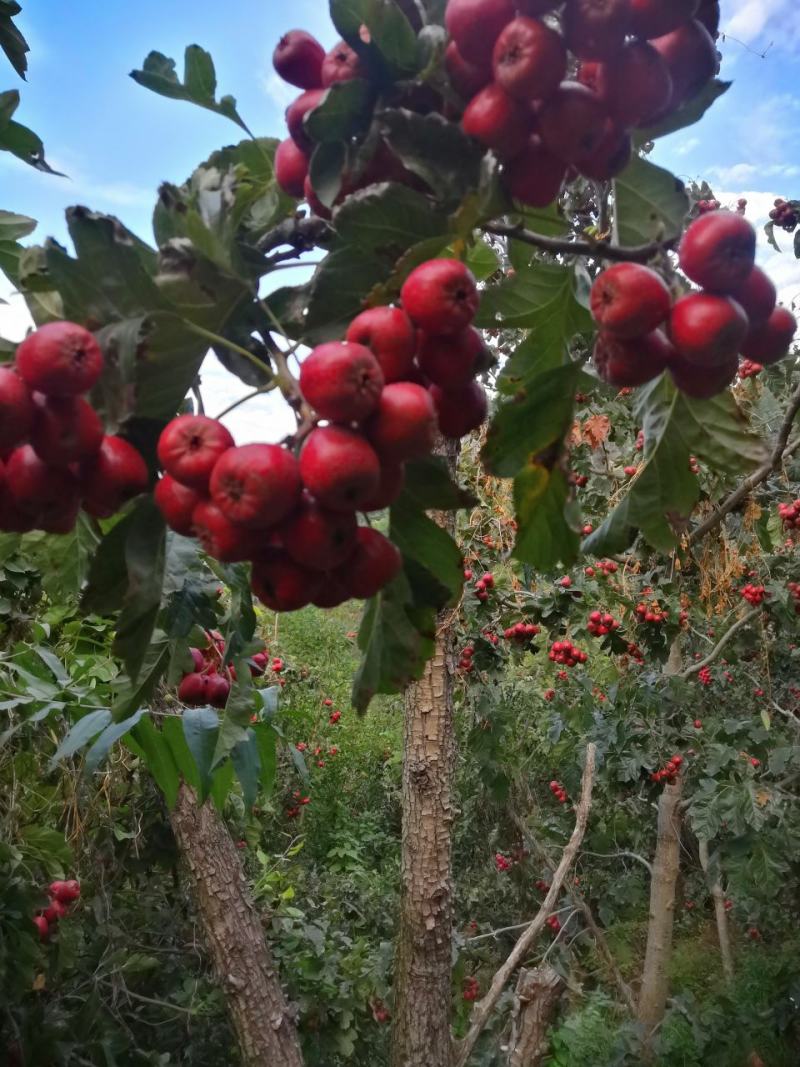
[1,0,799,439]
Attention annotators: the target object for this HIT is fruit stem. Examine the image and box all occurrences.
[482,221,679,264]
[181,321,274,380]
[214,383,278,420]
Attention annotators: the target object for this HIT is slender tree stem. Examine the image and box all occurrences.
[482,222,679,264]
[214,383,278,421]
[181,321,272,380]
[680,606,763,679]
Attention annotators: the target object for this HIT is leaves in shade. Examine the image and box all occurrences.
[85,709,146,774]
[303,246,392,343]
[182,706,220,799]
[638,80,731,143]
[310,141,348,209]
[333,181,448,263]
[390,496,463,608]
[127,715,181,808]
[0,89,61,173]
[402,455,475,511]
[513,465,580,571]
[50,709,112,767]
[379,109,483,208]
[613,155,688,247]
[0,1,28,79]
[476,261,592,337]
[113,498,167,682]
[330,0,419,74]
[130,46,251,133]
[305,80,374,143]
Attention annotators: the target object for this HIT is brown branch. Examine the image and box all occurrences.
[453,743,597,1067]
[483,222,679,264]
[688,381,800,545]
[680,606,763,680]
[257,213,333,257]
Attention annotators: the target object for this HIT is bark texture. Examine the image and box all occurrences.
[507,966,564,1067]
[170,784,303,1067]
[638,776,683,1041]
[698,839,735,982]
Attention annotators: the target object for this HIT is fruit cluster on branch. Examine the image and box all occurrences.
[33,879,81,942]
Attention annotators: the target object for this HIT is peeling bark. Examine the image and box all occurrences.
[170,784,304,1067]
[507,966,564,1067]
[698,839,735,982]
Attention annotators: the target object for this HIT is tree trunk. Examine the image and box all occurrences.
[638,776,683,1043]
[506,966,564,1067]
[698,839,734,982]
[170,784,304,1067]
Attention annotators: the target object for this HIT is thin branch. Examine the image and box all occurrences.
[214,383,278,421]
[482,222,679,264]
[256,214,333,256]
[578,849,653,876]
[680,606,763,680]
[181,321,273,381]
[453,744,597,1067]
[688,381,800,544]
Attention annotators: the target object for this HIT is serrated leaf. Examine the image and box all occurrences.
[613,155,688,246]
[333,181,448,263]
[305,79,374,143]
[303,246,392,343]
[390,495,463,607]
[513,465,580,572]
[331,0,419,73]
[402,455,475,510]
[182,707,220,798]
[379,108,482,207]
[475,261,592,336]
[310,141,348,209]
[0,97,61,173]
[638,79,731,143]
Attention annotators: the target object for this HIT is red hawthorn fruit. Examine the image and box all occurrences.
[30,395,103,467]
[299,341,385,422]
[275,138,309,198]
[210,444,301,528]
[600,39,674,128]
[593,330,673,387]
[728,266,777,327]
[538,82,608,164]
[577,121,632,181]
[629,0,699,39]
[154,474,202,536]
[281,495,358,571]
[516,0,558,12]
[285,89,326,151]
[205,673,231,709]
[444,41,492,99]
[462,83,531,159]
[430,381,488,439]
[50,879,80,903]
[43,899,67,924]
[310,571,351,608]
[668,293,749,366]
[188,647,205,672]
[696,0,720,37]
[15,322,104,397]
[321,40,364,86]
[590,264,672,339]
[503,134,567,207]
[417,326,485,388]
[178,672,208,705]
[679,212,757,293]
[365,382,439,461]
[33,915,50,940]
[563,0,632,60]
[492,17,567,103]
[345,306,417,383]
[650,19,718,108]
[252,553,322,612]
[359,462,405,512]
[299,426,380,511]
[341,527,402,599]
[191,500,260,562]
[0,367,33,450]
[157,414,235,491]
[6,444,80,521]
[401,259,479,336]
[669,351,738,398]
[741,307,797,366]
[444,0,517,66]
[273,29,325,89]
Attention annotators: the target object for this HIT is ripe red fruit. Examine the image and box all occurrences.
[577,121,632,181]
[669,293,749,366]
[492,17,566,102]
[50,879,80,903]
[16,322,104,397]
[401,259,479,336]
[563,0,631,60]
[275,138,309,198]
[311,572,351,608]
[360,463,405,512]
[601,39,673,128]
[188,647,205,672]
[341,527,402,599]
[273,30,325,89]
[462,83,531,159]
[591,264,672,338]
[444,0,516,66]
[0,367,33,449]
[430,382,488,439]
[210,444,301,528]
[300,426,380,511]
[299,342,384,422]
[178,672,208,705]
[741,307,797,366]
[191,500,259,562]
[679,212,757,294]
[81,436,149,517]
[629,0,699,39]
[538,82,607,164]
[205,673,231,709]
[728,266,777,327]
[252,553,322,612]
[285,89,326,151]
[154,475,202,536]
[669,351,738,398]
[366,382,439,461]
[33,915,50,940]
[651,19,718,107]
[157,414,234,491]
[321,40,364,86]
[516,0,558,12]
[444,41,492,99]
[345,306,417,383]
[43,899,67,924]
[6,444,80,520]
[281,495,358,571]
[593,330,673,387]
[30,395,103,466]
[418,326,485,388]
[503,135,566,207]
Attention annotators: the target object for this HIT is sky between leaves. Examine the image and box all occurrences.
[1,0,799,442]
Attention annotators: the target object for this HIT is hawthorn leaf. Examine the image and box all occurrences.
[305,79,374,143]
[513,465,580,572]
[0,1,28,79]
[379,109,483,207]
[333,181,448,262]
[613,155,689,246]
[638,80,731,143]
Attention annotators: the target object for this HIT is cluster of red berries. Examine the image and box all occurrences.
[463,976,480,1002]
[534,879,550,893]
[741,583,768,606]
[549,779,568,804]
[0,322,148,534]
[372,999,391,1024]
[769,198,799,232]
[739,359,763,379]
[650,754,683,784]
[626,641,645,664]
[503,620,540,641]
[545,914,561,934]
[474,571,495,602]
[32,879,81,942]
[177,631,272,709]
[623,464,638,477]
[495,852,512,873]
[778,500,800,530]
[587,610,620,637]
[155,259,488,612]
[570,471,589,488]
[788,582,800,614]
[549,640,588,667]
[696,198,721,214]
[698,665,712,686]
[458,645,476,672]
[543,688,556,701]
[635,601,669,624]
[585,558,619,579]
[592,213,796,400]
[688,454,700,475]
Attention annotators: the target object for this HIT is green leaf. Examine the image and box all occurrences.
[476,261,592,336]
[305,79,374,143]
[209,759,235,811]
[127,715,181,808]
[465,238,500,281]
[613,155,689,246]
[379,108,483,208]
[182,706,220,799]
[512,465,580,572]
[85,708,146,773]
[309,141,348,209]
[113,498,166,681]
[0,93,61,173]
[253,723,277,794]
[50,709,112,767]
[83,512,138,616]
[303,246,392,343]
[231,731,261,809]
[333,181,448,264]
[0,208,34,242]
[330,0,419,73]
[111,639,170,723]
[0,2,28,79]
[130,46,251,133]
[162,714,201,791]
[638,80,731,143]
[33,646,68,684]
[402,455,475,511]
[390,496,463,607]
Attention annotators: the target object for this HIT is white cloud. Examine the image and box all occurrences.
[674,137,700,157]
[724,0,800,50]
